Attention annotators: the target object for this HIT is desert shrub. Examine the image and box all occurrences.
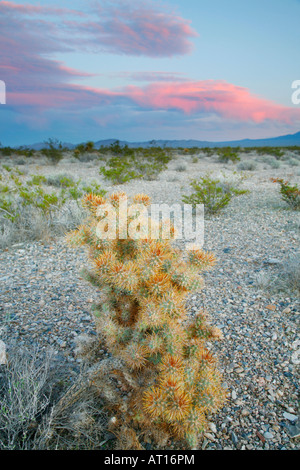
[182,173,248,215]
[255,147,284,159]
[279,254,300,293]
[255,254,300,294]
[237,160,256,171]
[0,341,109,450]
[175,163,187,172]
[46,174,76,188]
[73,141,99,161]
[0,346,53,449]
[271,178,300,210]
[100,146,172,184]
[286,157,299,166]
[217,147,240,164]
[0,167,106,246]
[66,192,226,449]
[0,146,14,157]
[41,139,64,165]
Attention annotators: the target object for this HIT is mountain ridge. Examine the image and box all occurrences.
[21,130,300,150]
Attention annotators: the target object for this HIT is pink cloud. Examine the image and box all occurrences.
[1,1,299,130]
[121,81,300,124]
[0,1,86,16]
[0,0,197,58]
[63,0,199,57]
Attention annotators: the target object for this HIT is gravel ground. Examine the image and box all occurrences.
[0,151,299,450]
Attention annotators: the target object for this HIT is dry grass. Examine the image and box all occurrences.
[0,339,109,450]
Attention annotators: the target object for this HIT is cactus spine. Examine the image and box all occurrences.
[67,192,226,449]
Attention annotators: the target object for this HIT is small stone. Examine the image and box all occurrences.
[266,304,276,311]
[231,390,237,400]
[204,432,215,441]
[256,431,265,443]
[264,432,274,440]
[286,422,300,439]
[283,412,298,422]
[282,308,291,314]
[230,431,238,446]
[208,422,217,434]
[0,340,6,365]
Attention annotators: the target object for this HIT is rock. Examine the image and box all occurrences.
[204,432,215,441]
[0,340,6,364]
[266,304,276,311]
[282,308,291,314]
[283,412,298,422]
[231,390,237,400]
[264,432,274,440]
[208,422,217,434]
[230,431,238,446]
[264,258,282,265]
[286,422,300,439]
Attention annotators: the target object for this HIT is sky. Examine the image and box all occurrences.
[0,0,300,146]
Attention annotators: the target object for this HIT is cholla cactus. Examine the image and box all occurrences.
[67,192,226,449]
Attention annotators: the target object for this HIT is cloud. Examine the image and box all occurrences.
[120,81,300,124]
[74,0,198,57]
[1,1,299,145]
[0,0,197,59]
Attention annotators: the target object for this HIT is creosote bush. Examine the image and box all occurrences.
[182,173,248,215]
[66,192,226,449]
[271,178,300,210]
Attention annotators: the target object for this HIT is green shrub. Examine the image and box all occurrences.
[100,146,172,184]
[237,160,256,171]
[182,173,247,215]
[272,178,300,210]
[41,139,64,165]
[217,147,240,163]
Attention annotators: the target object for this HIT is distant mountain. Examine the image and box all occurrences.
[24,131,300,150]
[92,131,300,148]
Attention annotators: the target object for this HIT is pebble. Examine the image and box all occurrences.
[283,412,298,422]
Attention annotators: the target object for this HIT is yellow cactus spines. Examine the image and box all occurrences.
[120,343,148,370]
[82,193,107,211]
[188,249,216,269]
[142,387,167,419]
[109,191,127,207]
[132,193,151,206]
[66,192,226,449]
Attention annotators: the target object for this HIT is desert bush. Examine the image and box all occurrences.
[182,173,248,215]
[237,160,256,171]
[0,345,53,449]
[272,178,300,210]
[0,167,106,247]
[73,141,99,161]
[217,147,240,164]
[286,157,299,166]
[279,254,300,293]
[66,192,226,449]
[175,163,187,172]
[255,254,300,294]
[41,139,64,165]
[100,147,172,184]
[255,147,284,159]
[0,341,109,450]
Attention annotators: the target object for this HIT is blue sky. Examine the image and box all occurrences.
[0,0,300,146]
